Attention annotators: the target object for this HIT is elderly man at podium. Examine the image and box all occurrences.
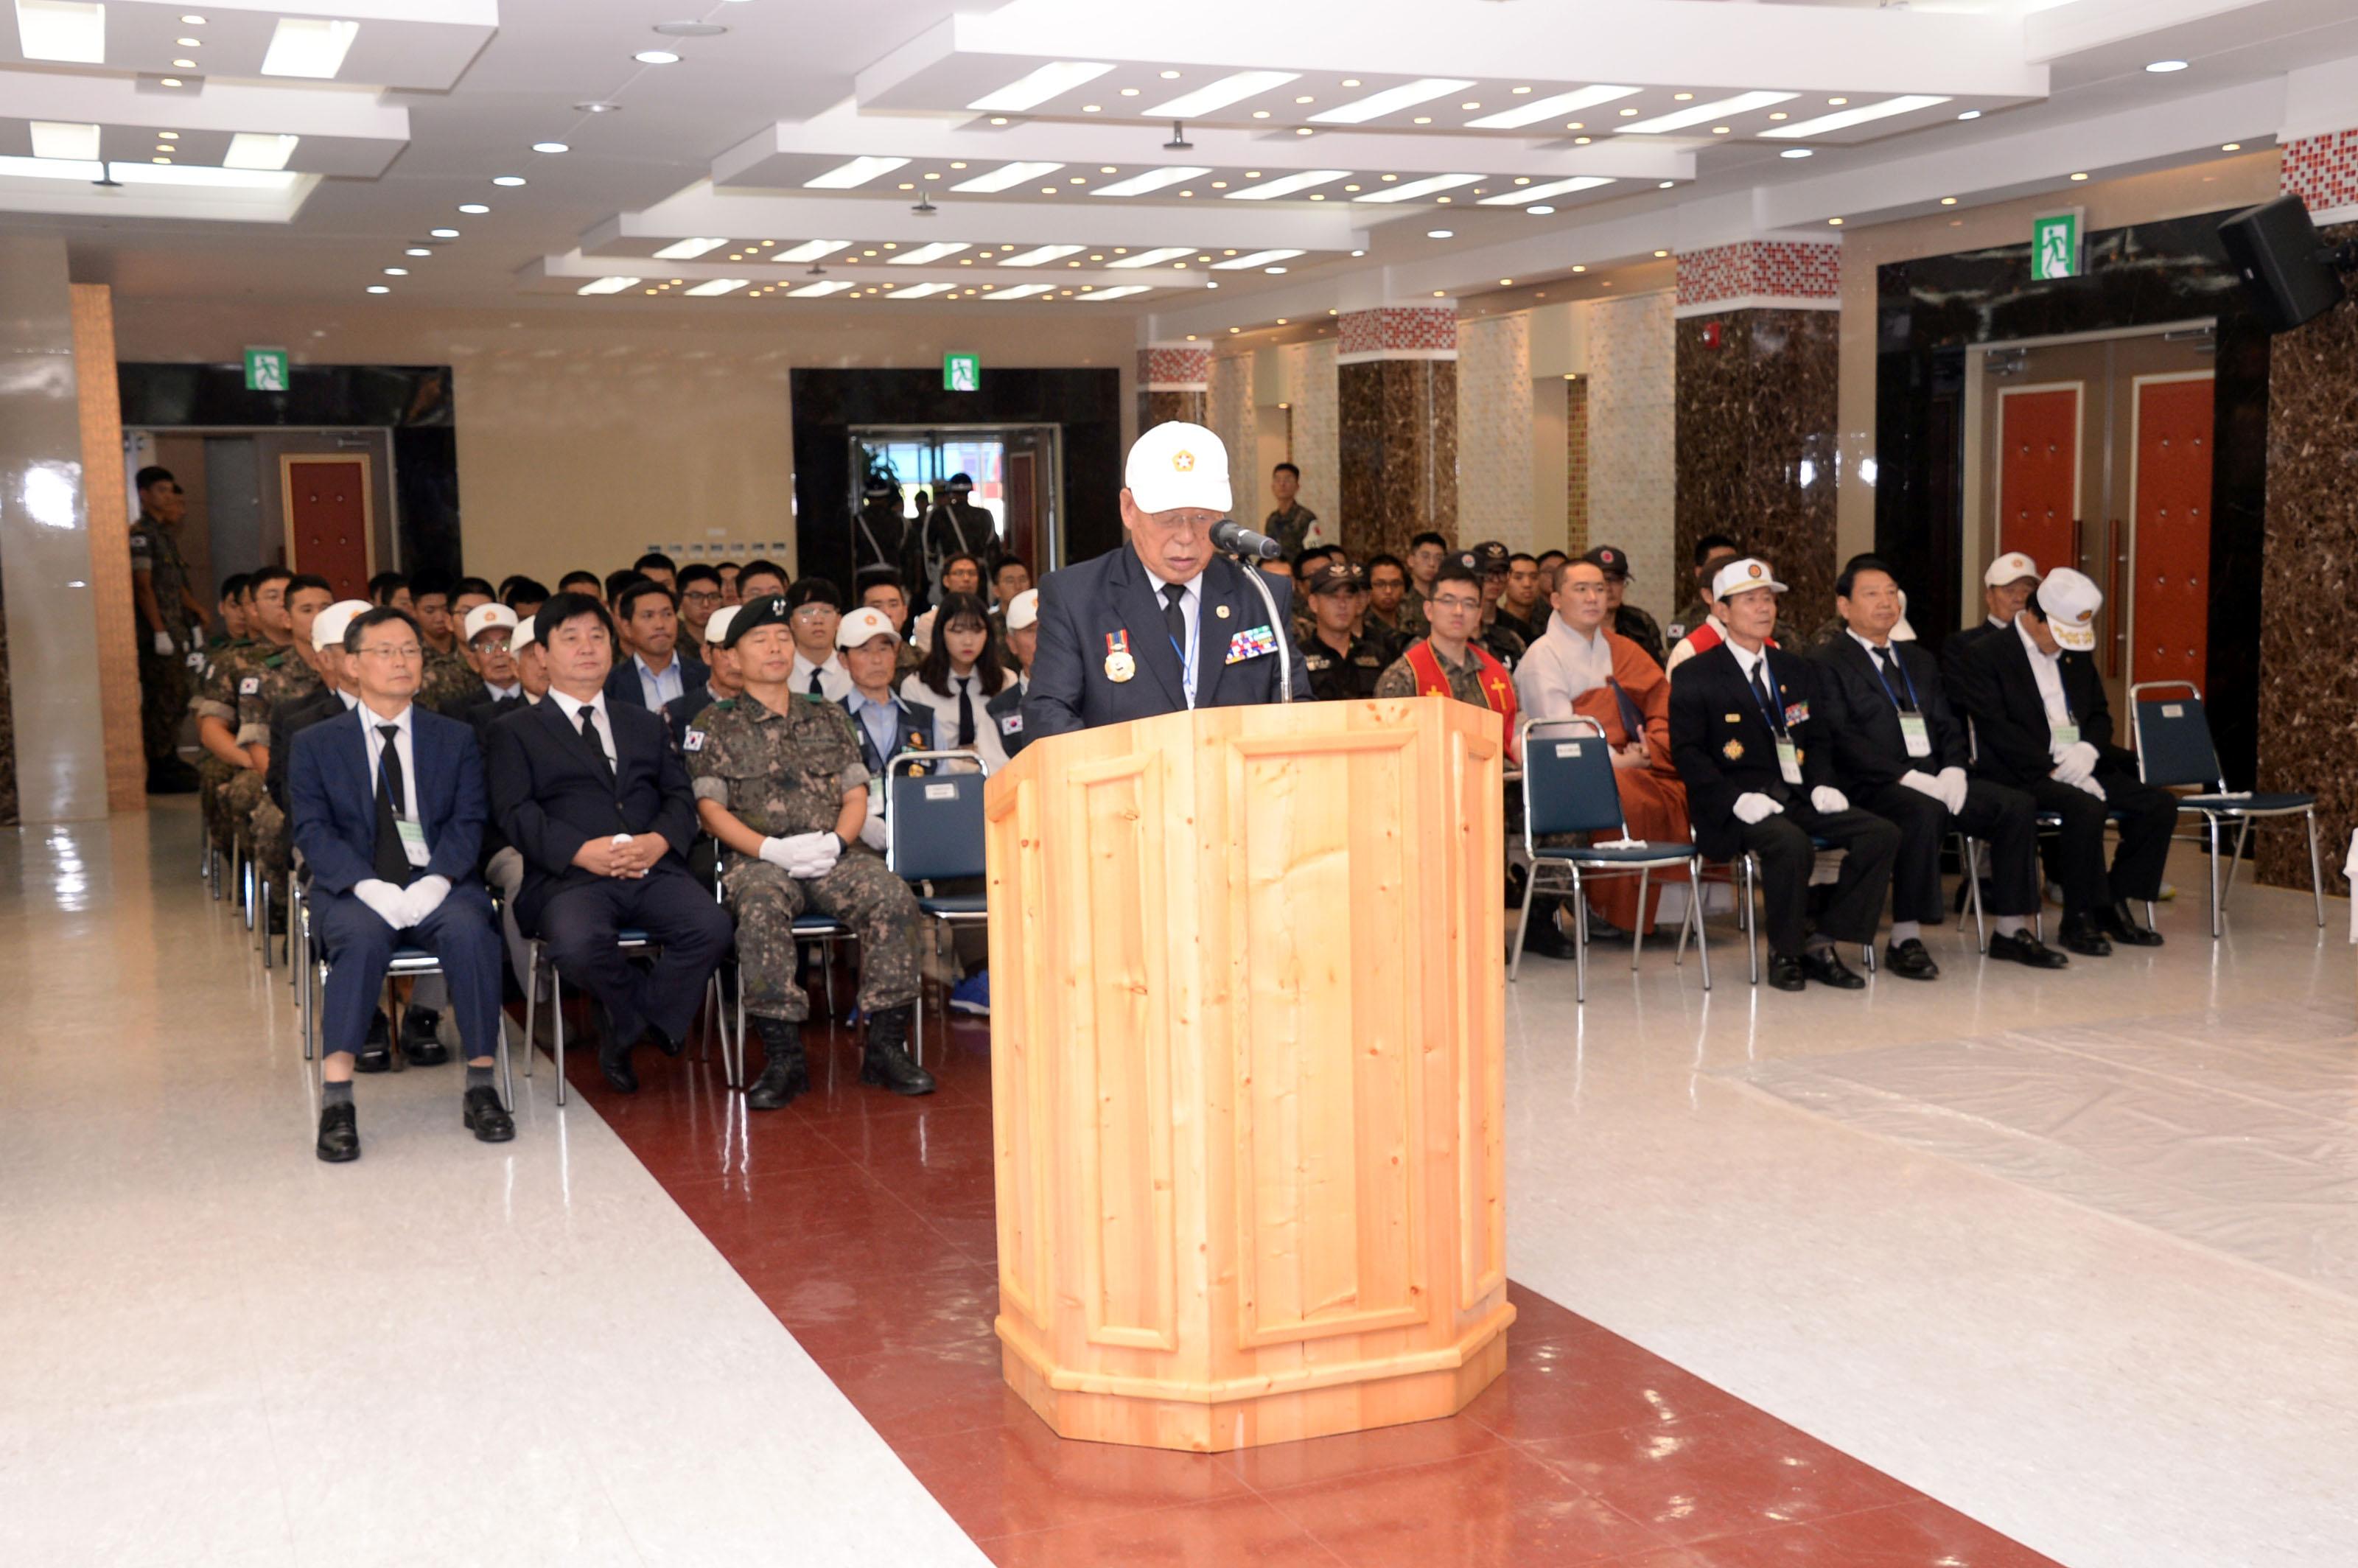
[1025,421,1308,737]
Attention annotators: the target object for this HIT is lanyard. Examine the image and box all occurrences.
[1865,644,1921,713]
[1742,651,1788,737]
[364,718,410,819]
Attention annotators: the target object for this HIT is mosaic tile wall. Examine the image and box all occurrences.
[1583,291,1678,618]
[2281,129,2358,215]
[1275,338,1340,533]
[1455,312,1533,550]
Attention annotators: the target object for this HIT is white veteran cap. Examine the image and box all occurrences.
[463,603,518,643]
[312,598,373,651]
[1710,557,1788,601]
[699,605,738,652]
[1984,550,2041,587]
[836,606,898,648]
[2035,567,2102,651]
[1004,588,1039,632]
[1124,420,1231,515]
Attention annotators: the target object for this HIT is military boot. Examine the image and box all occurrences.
[746,1015,810,1110]
[859,1006,935,1096]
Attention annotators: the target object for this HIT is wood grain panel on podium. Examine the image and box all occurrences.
[986,697,1512,1452]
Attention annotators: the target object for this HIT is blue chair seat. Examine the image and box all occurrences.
[2182,791,2313,813]
[390,945,435,965]
[1550,841,1697,864]
[917,892,988,916]
[618,927,651,945]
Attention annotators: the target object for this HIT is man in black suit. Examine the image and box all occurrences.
[1947,567,2175,955]
[1813,558,2068,975]
[1940,550,2043,692]
[1669,558,1900,993]
[486,592,733,1092]
[1026,421,1309,738]
[602,578,710,715]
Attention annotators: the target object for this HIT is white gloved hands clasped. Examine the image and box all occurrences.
[152,629,175,656]
[1733,791,1783,825]
[2051,741,2100,786]
[1810,785,1850,815]
[2070,772,2107,800]
[1900,769,1945,805]
[353,879,410,930]
[1937,766,1970,815]
[760,831,842,878]
[399,874,450,928]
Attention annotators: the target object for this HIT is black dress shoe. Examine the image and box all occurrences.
[2102,900,2164,948]
[643,1022,685,1059]
[315,1102,360,1162]
[1883,938,1940,981]
[2058,913,2113,957]
[401,1005,449,1067]
[1766,953,1808,992]
[462,1085,515,1142]
[598,1037,638,1093]
[1987,930,2070,969]
[354,1011,393,1074]
[1799,948,1867,990]
[1519,909,1581,961]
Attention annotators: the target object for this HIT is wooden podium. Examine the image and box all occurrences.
[983,696,1514,1452]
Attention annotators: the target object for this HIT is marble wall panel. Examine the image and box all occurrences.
[1584,292,1676,618]
[1139,388,1206,433]
[2257,219,2358,894]
[1338,358,1458,562]
[1206,351,1257,503]
[1567,377,1591,555]
[1455,314,1534,549]
[1277,339,1340,531]
[1676,309,1843,635]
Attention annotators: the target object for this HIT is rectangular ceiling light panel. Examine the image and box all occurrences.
[29,119,100,161]
[261,16,360,80]
[1225,169,1348,200]
[223,133,300,171]
[15,1,105,65]
[1759,96,1951,139]
[984,284,1056,300]
[888,241,970,265]
[1352,172,1483,203]
[889,282,956,298]
[788,279,856,297]
[1478,175,1613,206]
[577,276,641,295]
[776,239,850,262]
[1091,166,1208,197]
[1144,70,1300,119]
[1309,78,1474,125]
[1465,85,1639,130]
[968,60,1114,113]
[1001,244,1084,266]
[1105,247,1192,268]
[805,155,908,189]
[1080,285,1150,301]
[1211,248,1302,270]
[1616,91,1797,135]
[684,278,749,296]
[653,237,729,259]
[951,161,1063,193]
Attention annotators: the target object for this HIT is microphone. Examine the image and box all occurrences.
[1211,519,1283,561]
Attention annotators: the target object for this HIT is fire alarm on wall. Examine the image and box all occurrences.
[1701,321,1722,349]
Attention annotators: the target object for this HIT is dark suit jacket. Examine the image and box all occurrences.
[1024,546,1308,739]
[1938,617,2010,696]
[839,691,937,776]
[663,680,712,751]
[1809,634,1969,788]
[1948,622,2125,789]
[1668,642,1838,862]
[484,694,699,934]
[288,704,487,897]
[267,686,349,811]
[984,680,1031,760]
[603,649,711,712]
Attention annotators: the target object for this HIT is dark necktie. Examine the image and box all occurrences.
[372,723,413,887]
[1751,658,1778,728]
[808,665,825,698]
[577,707,615,785]
[1873,645,1917,711]
[955,676,976,746]
[1161,582,1187,654]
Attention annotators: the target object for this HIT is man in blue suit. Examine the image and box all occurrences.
[290,606,513,1163]
[602,578,710,713]
[1025,421,1306,738]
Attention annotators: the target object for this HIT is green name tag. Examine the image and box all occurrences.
[1775,738,1802,785]
[2052,722,2080,747]
[1898,713,1931,757]
[396,817,430,867]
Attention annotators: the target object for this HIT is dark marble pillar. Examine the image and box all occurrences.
[1141,388,1206,429]
[1137,346,1209,438]
[1674,309,1841,634]
[1337,306,1460,562]
[2257,217,2358,895]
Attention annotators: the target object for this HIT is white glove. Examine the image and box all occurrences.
[153,629,174,656]
[1899,769,1945,804]
[2051,741,2099,785]
[2071,772,2107,801]
[1810,785,1850,815]
[398,874,451,928]
[352,878,410,931]
[858,812,889,851]
[1937,766,1970,816]
[760,831,840,878]
[1733,792,1783,825]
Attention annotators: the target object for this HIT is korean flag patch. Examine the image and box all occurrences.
[682,729,706,752]
[1000,711,1024,734]
[239,676,262,696]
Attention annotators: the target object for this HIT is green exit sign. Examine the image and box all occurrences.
[2031,210,2082,281]
[243,346,289,392]
[943,352,979,392]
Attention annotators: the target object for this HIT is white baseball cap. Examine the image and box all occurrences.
[1892,589,1917,643]
[1984,551,2041,587]
[2035,567,2102,651]
[312,598,373,651]
[700,605,738,651]
[1124,420,1231,514]
[463,603,518,644]
[1004,587,1039,632]
[1710,557,1788,601]
[836,606,899,649]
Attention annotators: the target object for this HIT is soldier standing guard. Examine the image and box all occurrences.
[685,596,935,1110]
[130,466,209,793]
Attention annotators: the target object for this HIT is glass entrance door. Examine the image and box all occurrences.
[850,424,1063,576]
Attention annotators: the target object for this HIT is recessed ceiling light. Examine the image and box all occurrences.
[1780,148,1813,159]
[1119,87,1138,97]
[1673,92,1693,102]
[968,60,1115,113]
[173,34,200,46]
[685,278,750,296]
[157,130,178,140]
[430,228,459,238]
[1351,248,1365,256]
[262,16,360,78]
[1526,204,1556,214]
[1480,175,1613,206]
[1956,110,1981,120]
[1427,228,1456,239]
[1226,169,1348,200]
[1354,172,1483,204]
[1761,95,1949,139]
[18,0,108,63]
[1939,196,1958,206]
[1827,217,1844,225]
[1312,77,1475,125]
[1082,104,1100,113]
[578,277,640,295]
[533,141,569,154]
[888,242,970,265]
[988,116,1008,126]
[159,78,183,87]
[1467,85,1639,130]
[366,284,389,294]
[951,160,1063,193]
[2222,142,2242,152]
[1620,91,1798,134]
[2146,59,2189,73]
[1092,166,1208,197]
[1412,117,1430,125]
[491,175,525,186]
[1572,265,1586,273]
[575,101,623,113]
[172,60,195,69]
[1107,248,1193,269]
[29,120,102,161]
[405,247,432,256]
[634,49,680,64]
[181,13,205,21]
[383,267,407,276]
[1658,180,1675,189]
[151,155,171,164]
[805,155,908,189]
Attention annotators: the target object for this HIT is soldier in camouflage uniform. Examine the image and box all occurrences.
[192,567,297,852]
[130,466,209,791]
[226,575,333,918]
[685,595,934,1110]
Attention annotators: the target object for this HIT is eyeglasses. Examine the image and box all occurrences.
[471,634,514,651]
[681,590,721,606]
[355,644,423,661]
[790,606,837,623]
[1430,595,1481,614]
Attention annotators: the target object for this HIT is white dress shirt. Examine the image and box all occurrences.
[899,671,1010,772]
[1662,612,1727,678]
[632,652,685,710]
[547,687,618,767]
[481,680,521,704]
[1514,617,1614,720]
[357,701,430,855]
[791,651,853,703]
[1138,559,1203,707]
[2015,617,2074,756]
[1726,637,1783,727]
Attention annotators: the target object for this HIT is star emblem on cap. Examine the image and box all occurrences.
[1172,449,1196,472]
[1748,562,1763,578]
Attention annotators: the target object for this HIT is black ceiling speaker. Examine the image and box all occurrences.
[2218,193,2351,332]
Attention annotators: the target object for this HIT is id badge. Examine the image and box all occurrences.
[1775,738,1803,785]
[2052,721,2081,747]
[395,816,430,867]
[867,772,887,814]
[1898,713,1932,758]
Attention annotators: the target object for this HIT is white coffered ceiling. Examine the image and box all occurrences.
[9,0,2358,322]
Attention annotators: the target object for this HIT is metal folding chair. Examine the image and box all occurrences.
[1511,717,1708,1001]
[2131,680,2326,937]
[1678,840,1877,984]
[886,749,989,1063]
[305,928,514,1112]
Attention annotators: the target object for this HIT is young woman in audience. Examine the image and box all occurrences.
[899,591,1010,773]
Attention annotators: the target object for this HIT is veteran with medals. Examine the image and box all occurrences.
[1024,421,1309,738]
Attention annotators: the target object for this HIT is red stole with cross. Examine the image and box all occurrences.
[1407,640,1519,734]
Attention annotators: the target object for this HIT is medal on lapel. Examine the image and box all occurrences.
[1103,629,1136,683]
[1722,739,1745,760]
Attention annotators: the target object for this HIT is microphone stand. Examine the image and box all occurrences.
[1224,538,1295,705]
